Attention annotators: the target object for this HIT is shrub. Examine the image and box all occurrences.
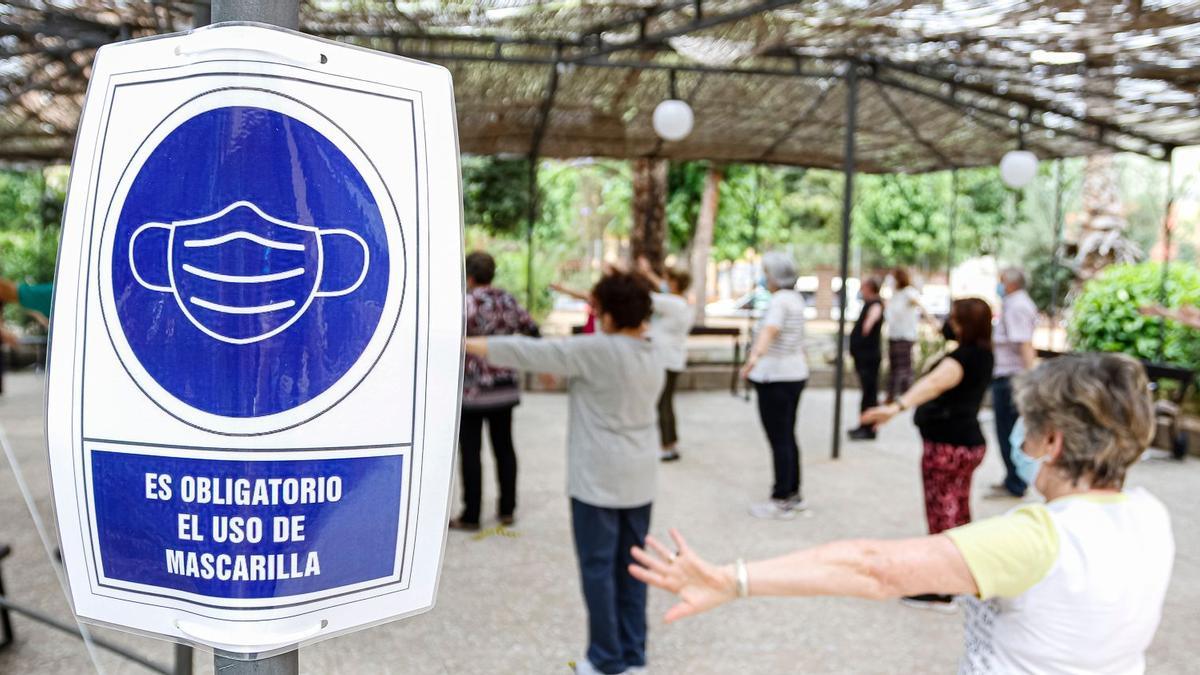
[1069,262,1200,369]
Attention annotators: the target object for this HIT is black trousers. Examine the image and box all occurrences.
[853,355,881,417]
[753,380,806,500]
[656,370,680,448]
[458,405,518,524]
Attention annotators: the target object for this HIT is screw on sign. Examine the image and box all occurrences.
[44,22,463,659]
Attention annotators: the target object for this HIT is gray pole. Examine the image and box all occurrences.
[211,0,299,29]
[1047,159,1066,351]
[206,4,300,674]
[831,64,858,461]
[947,168,958,293]
[1155,149,1176,363]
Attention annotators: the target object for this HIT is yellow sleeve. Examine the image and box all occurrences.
[945,505,1060,600]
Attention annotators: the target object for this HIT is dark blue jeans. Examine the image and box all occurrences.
[570,498,652,674]
[991,377,1026,496]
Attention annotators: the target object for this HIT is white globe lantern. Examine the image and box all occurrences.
[652,99,694,141]
[999,149,1038,188]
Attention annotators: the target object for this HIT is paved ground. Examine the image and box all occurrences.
[0,370,1196,674]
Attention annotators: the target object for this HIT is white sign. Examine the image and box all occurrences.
[45,23,463,655]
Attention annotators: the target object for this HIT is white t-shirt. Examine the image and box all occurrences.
[885,286,922,341]
[649,292,693,372]
[948,488,1175,675]
[748,289,809,383]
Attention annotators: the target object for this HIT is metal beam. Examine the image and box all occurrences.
[525,56,561,310]
[872,78,952,168]
[564,0,800,64]
[871,58,1173,151]
[831,63,858,461]
[871,73,1152,159]
[759,84,832,160]
[391,49,836,80]
[575,1,695,42]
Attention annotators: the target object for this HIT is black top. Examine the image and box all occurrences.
[914,344,995,446]
[849,298,883,359]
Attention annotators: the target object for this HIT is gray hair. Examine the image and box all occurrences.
[1015,353,1154,489]
[761,251,798,289]
[1001,267,1026,289]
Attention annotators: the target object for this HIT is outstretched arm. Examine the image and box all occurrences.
[629,529,977,623]
[860,356,962,427]
[550,283,589,303]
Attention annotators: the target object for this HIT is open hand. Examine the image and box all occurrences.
[628,529,737,623]
[860,403,899,427]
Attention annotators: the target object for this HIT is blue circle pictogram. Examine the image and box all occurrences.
[110,105,390,418]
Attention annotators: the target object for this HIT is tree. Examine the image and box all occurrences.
[690,166,723,322]
[630,158,668,272]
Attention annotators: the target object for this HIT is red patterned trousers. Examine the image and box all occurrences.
[921,439,987,534]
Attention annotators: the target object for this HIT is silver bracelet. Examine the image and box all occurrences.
[735,558,749,599]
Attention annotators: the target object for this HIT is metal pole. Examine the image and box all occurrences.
[1047,159,1066,351]
[831,64,858,461]
[526,159,539,310]
[947,169,958,294]
[1156,149,1176,363]
[215,650,299,674]
[208,2,300,673]
[210,0,299,29]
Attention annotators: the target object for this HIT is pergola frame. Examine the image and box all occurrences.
[1,0,1194,460]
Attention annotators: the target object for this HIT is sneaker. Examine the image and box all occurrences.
[982,485,1023,500]
[848,427,876,441]
[448,518,481,532]
[660,448,681,462]
[571,657,610,675]
[499,514,515,527]
[748,498,804,520]
[900,594,958,614]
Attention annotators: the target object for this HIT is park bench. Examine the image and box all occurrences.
[1038,350,1194,459]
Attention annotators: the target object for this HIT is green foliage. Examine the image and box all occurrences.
[0,168,63,327]
[853,168,1007,269]
[1026,256,1074,313]
[461,155,532,235]
[1069,262,1200,369]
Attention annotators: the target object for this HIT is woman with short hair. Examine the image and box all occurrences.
[740,251,809,520]
[631,352,1174,675]
[452,251,540,531]
[467,270,662,675]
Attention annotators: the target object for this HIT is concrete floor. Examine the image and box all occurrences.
[0,370,1196,674]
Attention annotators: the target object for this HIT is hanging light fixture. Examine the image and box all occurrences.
[999,125,1038,188]
[653,70,694,142]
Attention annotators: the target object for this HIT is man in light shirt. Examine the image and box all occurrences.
[987,267,1038,499]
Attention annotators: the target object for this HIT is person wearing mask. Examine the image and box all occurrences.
[631,353,1172,675]
[987,268,1039,500]
[740,251,809,520]
[451,252,541,531]
[883,267,926,403]
[636,257,694,462]
[862,298,995,609]
[465,271,662,675]
[848,276,884,441]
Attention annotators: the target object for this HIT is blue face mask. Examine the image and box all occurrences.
[996,282,1007,298]
[1009,417,1047,487]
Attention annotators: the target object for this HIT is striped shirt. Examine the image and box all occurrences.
[748,289,810,383]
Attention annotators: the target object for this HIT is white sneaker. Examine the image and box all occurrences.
[573,658,603,675]
[748,499,804,520]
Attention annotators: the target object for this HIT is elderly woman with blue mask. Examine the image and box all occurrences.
[631,353,1174,674]
[739,251,810,520]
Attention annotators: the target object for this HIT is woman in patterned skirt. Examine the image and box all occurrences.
[860,297,994,609]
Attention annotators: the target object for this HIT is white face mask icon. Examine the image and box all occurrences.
[129,201,369,345]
